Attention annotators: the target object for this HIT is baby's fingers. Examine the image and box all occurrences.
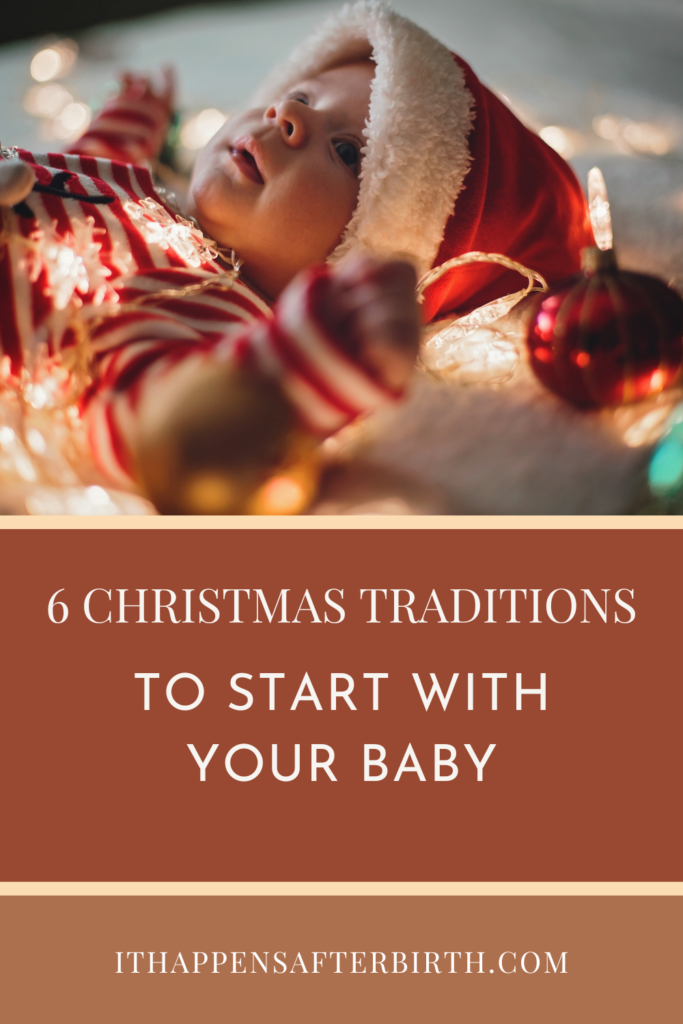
[117,69,174,110]
[339,270,420,350]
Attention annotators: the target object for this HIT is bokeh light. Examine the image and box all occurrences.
[180,109,228,150]
[592,114,620,140]
[23,84,73,118]
[621,121,670,155]
[50,102,92,140]
[30,40,78,82]
[256,475,308,515]
[649,420,683,495]
[593,114,671,155]
[30,48,62,82]
[539,125,574,158]
[59,102,91,132]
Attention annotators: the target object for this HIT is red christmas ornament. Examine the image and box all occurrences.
[526,247,683,407]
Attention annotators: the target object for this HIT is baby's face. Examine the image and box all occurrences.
[188,61,374,298]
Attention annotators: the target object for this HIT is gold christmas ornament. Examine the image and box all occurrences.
[135,359,320,515]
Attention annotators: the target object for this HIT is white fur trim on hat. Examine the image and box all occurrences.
[252,1,475,276]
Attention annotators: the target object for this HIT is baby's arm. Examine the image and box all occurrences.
[83,259,420,507]
[66,70,174,165]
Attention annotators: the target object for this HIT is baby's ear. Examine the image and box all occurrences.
[0,161,35,207]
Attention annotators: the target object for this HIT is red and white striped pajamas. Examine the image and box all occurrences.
[0,147,397,486]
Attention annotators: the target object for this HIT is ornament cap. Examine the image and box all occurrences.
[582,246,617,275]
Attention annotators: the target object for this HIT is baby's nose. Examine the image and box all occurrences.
[266,100,308,146]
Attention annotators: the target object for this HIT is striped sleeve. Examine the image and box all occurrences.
[249,265,400,434]
[83,265,401,486]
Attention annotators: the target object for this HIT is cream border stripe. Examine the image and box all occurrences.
[1,882,680,896]
[0,515,680,529]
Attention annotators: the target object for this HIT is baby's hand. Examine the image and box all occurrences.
[67,66,175,164]
[322,257,421,391]
[116,66,175,119]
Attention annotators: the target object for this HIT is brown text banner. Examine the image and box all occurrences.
[1,529,680,879]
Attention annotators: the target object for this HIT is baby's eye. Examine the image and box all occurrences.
[289,92,309,105]
[333,140,359,173]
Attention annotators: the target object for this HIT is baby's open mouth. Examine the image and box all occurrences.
[231,146,264,185]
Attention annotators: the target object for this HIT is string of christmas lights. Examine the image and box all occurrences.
[0,187,242,513]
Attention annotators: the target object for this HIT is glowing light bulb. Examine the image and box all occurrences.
[26,429,47,455]
[258,475,307,515]
[29,40,77,82]
[31,48,62,82]
[86,485,110,507]
[59,102,90,132]
[587,167,613,251]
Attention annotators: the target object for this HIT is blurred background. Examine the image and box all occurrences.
[1,0,682,285]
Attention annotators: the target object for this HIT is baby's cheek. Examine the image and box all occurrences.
[297,184,356,257]
[191,166,229,224]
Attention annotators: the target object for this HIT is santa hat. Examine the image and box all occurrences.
[253,1,595,323]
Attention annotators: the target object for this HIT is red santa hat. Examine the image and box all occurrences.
[253,0,595,323]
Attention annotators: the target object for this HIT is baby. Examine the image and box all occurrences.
[0,1,594,513]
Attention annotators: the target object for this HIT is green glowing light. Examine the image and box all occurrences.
[649,438,683,495]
